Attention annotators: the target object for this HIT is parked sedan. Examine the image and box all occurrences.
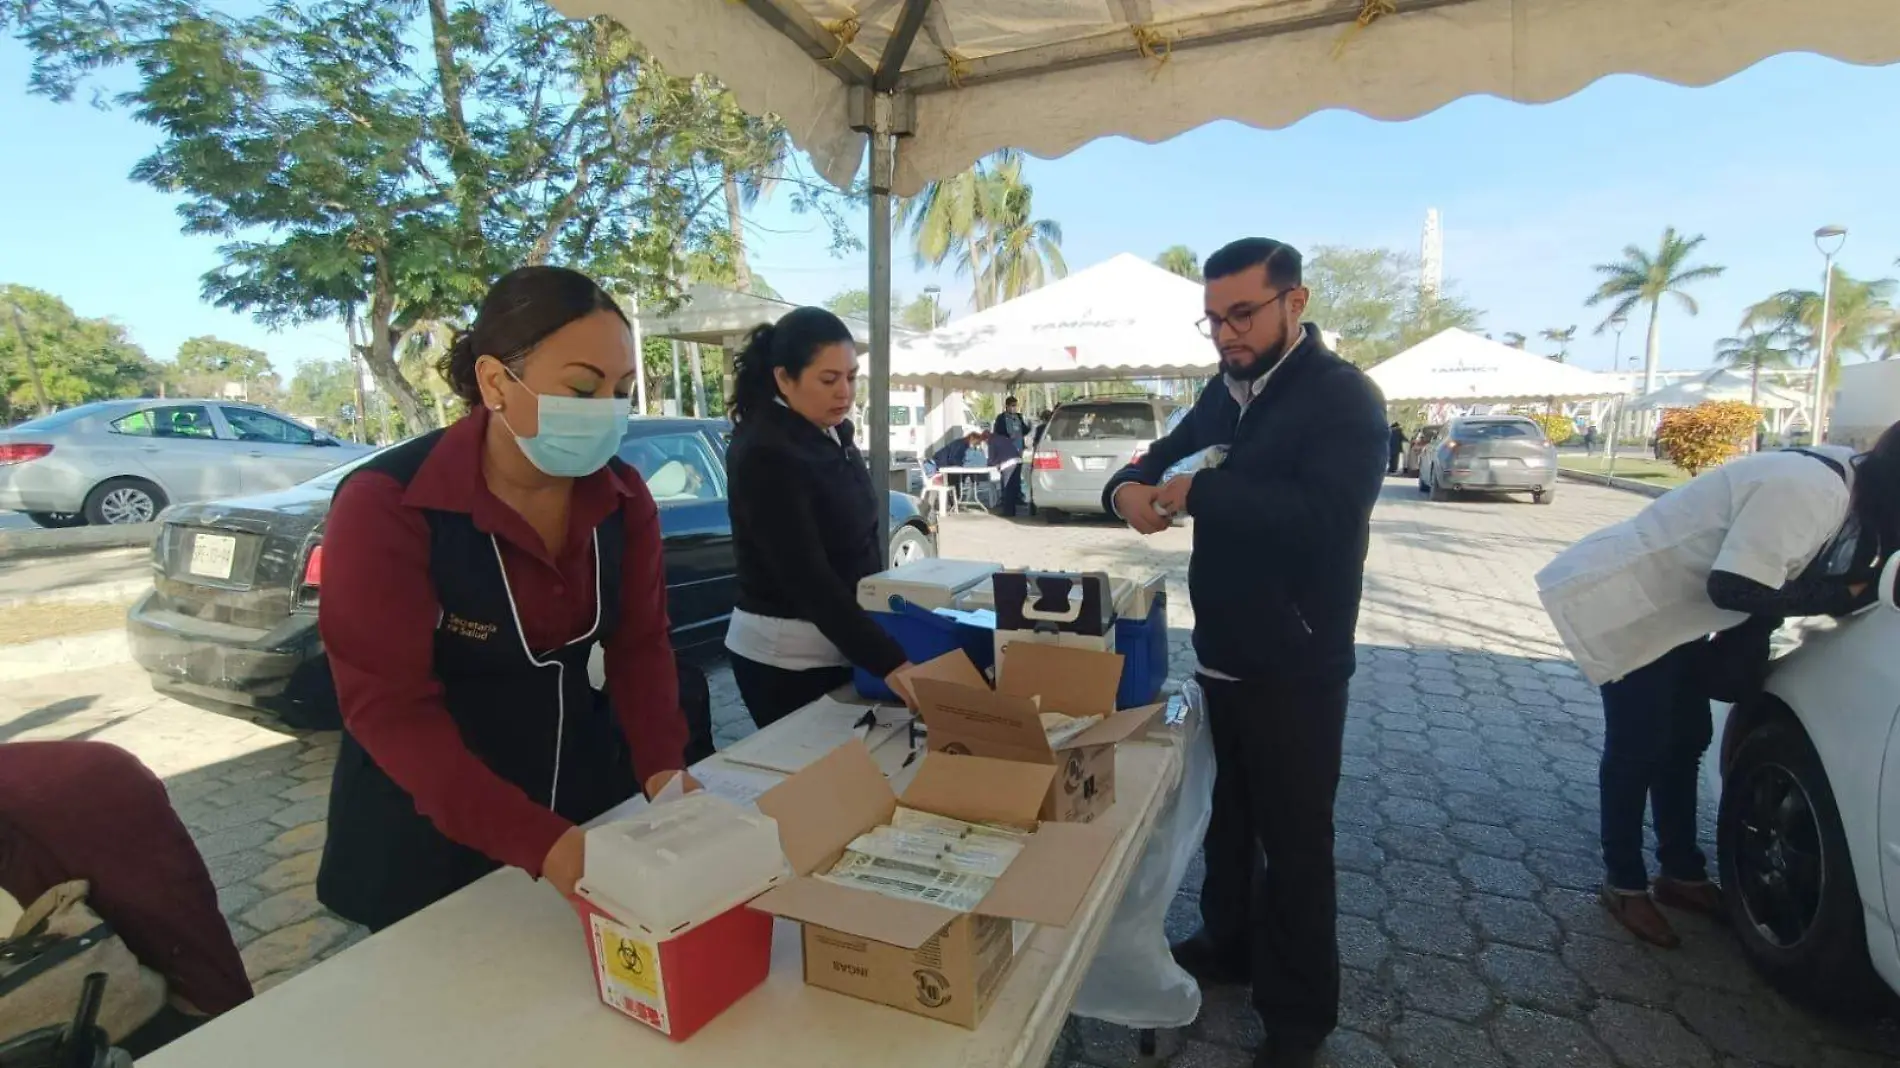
[0,399,369,527]
[1711,554,1900,1008]
[1029,396,1182,519]
[1418,415,1558,504]
[126,417,937,730]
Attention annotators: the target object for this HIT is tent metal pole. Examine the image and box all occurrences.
[629,291,648,416]
[867,105,896,564]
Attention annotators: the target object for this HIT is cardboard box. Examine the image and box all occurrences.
[908,643,1165,824]
[753,741,1117,1028]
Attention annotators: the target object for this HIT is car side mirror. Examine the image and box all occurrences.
[1881,554,1900,612]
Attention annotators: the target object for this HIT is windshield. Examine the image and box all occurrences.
[1455,421,1541,441]
[5,404,107,432]
[1047,403,1158,442]
[305,449,384,490]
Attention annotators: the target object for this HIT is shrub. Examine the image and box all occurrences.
[1655,401,1760,475]
[1528,413,1574,446]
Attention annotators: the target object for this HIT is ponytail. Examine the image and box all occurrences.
[726,307,857,423]
[729,323,780,423]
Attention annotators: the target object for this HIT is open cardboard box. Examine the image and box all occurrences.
[753,740,1117,1028]
[907,643,1166,823]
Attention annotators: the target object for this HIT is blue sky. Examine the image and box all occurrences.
[3,36,1895,380]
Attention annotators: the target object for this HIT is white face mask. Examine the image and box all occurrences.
[495,366,630,478]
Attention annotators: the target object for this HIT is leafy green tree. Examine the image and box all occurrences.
[1585,227,1725,395]
[1742,269,1896,373]
[168,335,279,402]
[1300,247,1484,368]
[285,358,358,430]
[0,285,158,422]
[8,1,850,431]
[1156,246,1202,282]
[1540,325,1578,362]
[1712,330,1794,410]
[1501,332,1527,349]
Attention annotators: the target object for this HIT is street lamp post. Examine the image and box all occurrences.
[922,284,942,329]
[1811,225,1847,445]
[1607,313,1629,477]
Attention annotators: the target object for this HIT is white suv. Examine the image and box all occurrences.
[1712,553,1900,1007]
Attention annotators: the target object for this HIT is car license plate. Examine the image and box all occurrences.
[1081,456,1108,471]
[188,533,237,580]
[1524,456,1549,467]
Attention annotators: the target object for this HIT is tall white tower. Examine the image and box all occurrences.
[1419,208,1443,301]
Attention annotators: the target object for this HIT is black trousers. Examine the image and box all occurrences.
[1197,674,1349,1046]
[729,653,854,731]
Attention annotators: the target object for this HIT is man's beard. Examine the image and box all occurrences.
[1222,324,1300,381]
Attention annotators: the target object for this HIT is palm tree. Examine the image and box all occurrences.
[903,151,1066,309]
[1742,269,1898,382]
[718,114,789,293]
[1501,331,1527,349]
[1156,246,1202,281]
[1540,325,1578,362]
[1713,330,1793,409]
[1586,227,1726,396]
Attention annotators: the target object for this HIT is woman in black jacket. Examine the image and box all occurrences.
[724,307,914,728]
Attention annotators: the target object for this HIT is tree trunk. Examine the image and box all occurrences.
[7,304,51,416]
[426,0,483,250]
[723,174,753,292]
[363,256,437,433]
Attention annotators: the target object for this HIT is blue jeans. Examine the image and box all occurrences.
[1598,639,1714,891]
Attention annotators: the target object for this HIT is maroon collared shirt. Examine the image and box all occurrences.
[319,409,684,877]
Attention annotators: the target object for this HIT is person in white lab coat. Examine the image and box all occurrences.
[1536,421,1900,947]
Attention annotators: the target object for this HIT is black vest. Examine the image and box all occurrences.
[316,431,637,931]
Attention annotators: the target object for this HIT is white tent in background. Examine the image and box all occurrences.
[544,0,1900,552]
[1624,367,1809,412]
[890,254,1210,387]
[1368,329,1617,403]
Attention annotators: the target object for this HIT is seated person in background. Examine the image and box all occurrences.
[962,431,989,468]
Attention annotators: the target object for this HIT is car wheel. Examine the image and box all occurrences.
[1717,719,1886,1012]
[1532,488,1555,505]
[1429,477,1452,503]
[1417,474,1430,495]
[26,512,86,529]
[888,525,935,567]
[83,478,167,526]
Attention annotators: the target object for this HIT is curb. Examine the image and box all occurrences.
[1557,469,1670,498]
[0,629,131,682]
[0,524,158,561]
[0,578,153,612]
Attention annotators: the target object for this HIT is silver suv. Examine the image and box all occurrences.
[1029,396,1182,519]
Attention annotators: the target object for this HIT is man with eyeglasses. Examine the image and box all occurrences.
[1104,238,1388,1068]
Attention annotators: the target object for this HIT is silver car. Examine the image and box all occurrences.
[1418,415,1559,505]
[0,399,371,526]
[1029,396,1182,518]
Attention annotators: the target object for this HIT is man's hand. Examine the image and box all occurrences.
[1155,474,1195,517]
[1114,483,1169,535]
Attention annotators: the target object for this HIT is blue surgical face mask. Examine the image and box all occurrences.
[495,366,629,478]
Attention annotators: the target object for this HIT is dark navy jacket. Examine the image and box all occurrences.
[1103,326,1389,685]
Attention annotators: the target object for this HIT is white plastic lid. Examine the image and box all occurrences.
[581,792,790,935]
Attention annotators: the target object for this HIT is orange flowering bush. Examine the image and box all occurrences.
[1655,401,1760,475]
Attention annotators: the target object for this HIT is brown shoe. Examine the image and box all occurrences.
[1599,884,1680,948]
[1653,876,1726,922]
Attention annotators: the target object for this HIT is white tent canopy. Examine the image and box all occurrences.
[890,253,1212,387]
[549,0,1896,198]
[542,0,1900,555]
[1368,329,1617,403]
[1624,367,1809,412]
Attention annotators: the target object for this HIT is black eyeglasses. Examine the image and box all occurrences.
[1197,289,1291,339]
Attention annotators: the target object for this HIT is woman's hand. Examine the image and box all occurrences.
[885,662,919,709]
[542,826,586,898]
[644,769,701,799]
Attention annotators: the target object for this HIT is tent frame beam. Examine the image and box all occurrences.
[894,0,1482,95]
[737,0,875,85]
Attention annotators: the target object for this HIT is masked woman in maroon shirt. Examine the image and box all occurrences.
[314,267,689,931]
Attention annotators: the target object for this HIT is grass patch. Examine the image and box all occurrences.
[0,600,134,645]
[1559,455,1691,488]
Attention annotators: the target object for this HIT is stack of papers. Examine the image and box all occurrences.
[1040,711,1103,749]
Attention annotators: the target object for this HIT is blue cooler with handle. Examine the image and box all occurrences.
[853,560,1002,700]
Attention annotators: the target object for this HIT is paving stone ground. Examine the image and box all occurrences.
[3,476,1898,1064]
